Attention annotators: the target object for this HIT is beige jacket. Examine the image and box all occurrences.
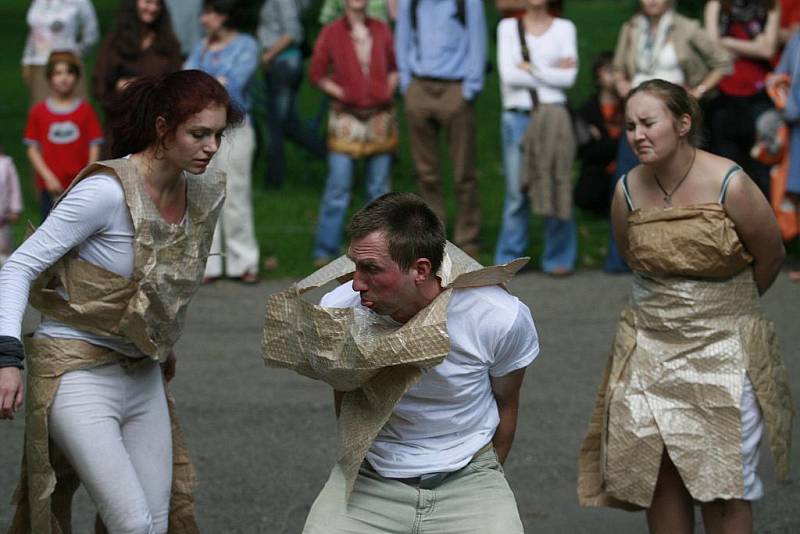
[613,12,733,92]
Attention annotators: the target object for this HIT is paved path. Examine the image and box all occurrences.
[2,271,798,533]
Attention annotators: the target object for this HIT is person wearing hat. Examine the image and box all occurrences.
[264,192,540,533]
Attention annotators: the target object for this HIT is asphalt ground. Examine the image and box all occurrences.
[1,271,798,533]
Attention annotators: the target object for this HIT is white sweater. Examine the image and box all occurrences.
[497,17,578,110]
[0,175,143,357]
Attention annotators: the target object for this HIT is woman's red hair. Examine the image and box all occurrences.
[107,69,244,158]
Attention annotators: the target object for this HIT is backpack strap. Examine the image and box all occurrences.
[718,164,742,204]
[621,174,634,211]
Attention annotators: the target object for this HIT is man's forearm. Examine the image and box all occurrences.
[492,403,519,464]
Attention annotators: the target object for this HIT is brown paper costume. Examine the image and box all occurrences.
[578,204,793,509]
[262,243,528,496]
[8,158,224,533]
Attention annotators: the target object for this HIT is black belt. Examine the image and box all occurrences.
[413,75,463,83]
[378,442,495,490]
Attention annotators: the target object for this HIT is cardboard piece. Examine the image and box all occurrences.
[27,159,225,361]
[262,243,528,496]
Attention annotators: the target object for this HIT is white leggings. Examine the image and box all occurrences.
[49,361,172,534]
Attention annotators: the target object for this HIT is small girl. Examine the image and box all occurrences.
[0,148,23,266]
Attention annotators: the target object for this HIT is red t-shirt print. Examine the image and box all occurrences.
[23,98,103,191]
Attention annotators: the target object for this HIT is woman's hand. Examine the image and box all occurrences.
[161,351,176,383]
[319,78,345,100]
[554,57,576,69]
[0,367,24,420]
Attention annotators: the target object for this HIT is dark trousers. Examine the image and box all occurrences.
[262,51,326,188]
[706,91,773,199]
[39,190,55,222]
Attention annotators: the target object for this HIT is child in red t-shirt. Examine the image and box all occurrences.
[23,51,103,220]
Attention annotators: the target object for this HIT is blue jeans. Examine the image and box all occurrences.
[541,217,578,273]
[494,110,577,272]
[495,110,531,264]
[263,49,326,188]
[603,136,637,273]
[313,152,392,259]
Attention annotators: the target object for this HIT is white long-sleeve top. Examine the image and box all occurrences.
[497,17,578,109]
[22,0,99,66]
[0,174,144,357]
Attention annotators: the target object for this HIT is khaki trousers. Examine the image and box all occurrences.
[302,448,524,534]
[404,78,481,253]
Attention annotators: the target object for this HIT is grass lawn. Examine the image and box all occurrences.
[2,0,795,277]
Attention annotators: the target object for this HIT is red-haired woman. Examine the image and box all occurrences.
[0,69,241,533]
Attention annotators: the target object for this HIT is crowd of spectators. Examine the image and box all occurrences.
[3,0,799,281]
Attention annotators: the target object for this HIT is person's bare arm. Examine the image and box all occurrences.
[705,0,722,41]
[317,78,346,100]
[27,145,62,195]
[718,7,781,60]
[722,170,785,294]
[490,367,526,465]
[88,144,100,164]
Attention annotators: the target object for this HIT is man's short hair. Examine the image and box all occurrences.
[348,193,446,273]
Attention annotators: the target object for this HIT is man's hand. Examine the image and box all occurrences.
[0,367,24,420]
[260,50,275,70]
[490,368,526,464]
[161,351,176,382]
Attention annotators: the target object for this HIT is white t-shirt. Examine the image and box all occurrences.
[497,17,578,110]
[0,174,144,357]
[321,282,540,478]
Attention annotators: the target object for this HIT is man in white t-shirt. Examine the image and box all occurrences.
[302,192,539,533]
